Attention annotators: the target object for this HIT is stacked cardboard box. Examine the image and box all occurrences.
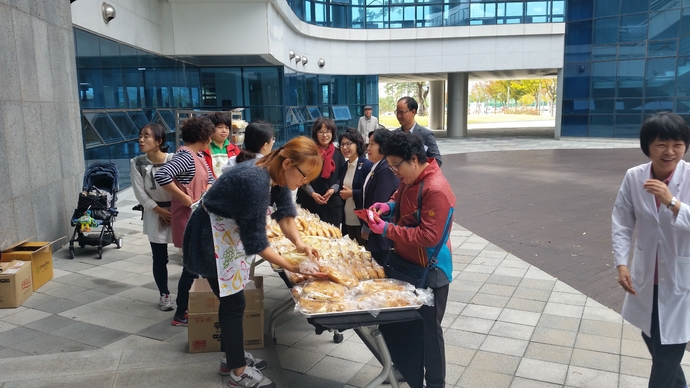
[1,238,62,291]
[0,260,33,308]
[188,276,265,353]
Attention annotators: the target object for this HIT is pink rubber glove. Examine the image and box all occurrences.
[368,212,388,235]
[369,202,391,216]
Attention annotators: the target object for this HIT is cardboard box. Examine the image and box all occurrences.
[243,308,265,349]
[0,260,33,308]
[187,277,265,352]
[1,238,63,291]
[188,278,220,314]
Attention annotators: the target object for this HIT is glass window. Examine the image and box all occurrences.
[648,40,677,57]
[594,0,618,18]
[675,98,690,113]
[619,43,646,59]
[390,5,416,28]
[592,45,617,61]
[330,4,348,28]
[615,99,644,113]
[618,60,645,97]
[651,0,681,11]
[620,0,648,14]
[417,5,445,27]
[470,2,496,24]
[563,63,591,98]
[649,10,681,40]
[552,1,565,20]
[566,0,592,22]
[591,99,615,113]
[677,57,690,96]
[594,17,618,45]
[351,6,365,28]
[614,115,643,137]
[565,20,592,63]
[366,6,388,28]
[561,99,590,114]
[561,115,588,136]
[445,3,470,26]
[589,115,614,137]
[643,99,674,112]
[243,67,282,107]
[620,14,649,43]
[646,57,677,97]
[592,61,616,98]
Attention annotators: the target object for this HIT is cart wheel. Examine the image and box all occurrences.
[333,332,344,343]
[69,246,75,259]
[97,247,103,260]
[116,238,123,249]
[79,243,85,249]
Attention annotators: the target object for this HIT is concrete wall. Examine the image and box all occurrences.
[0,1,83,249]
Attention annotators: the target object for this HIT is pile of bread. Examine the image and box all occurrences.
[266,208,430,314]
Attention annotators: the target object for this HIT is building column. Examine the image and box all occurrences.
[447,72,468,138]
[428,80,445,131]
[554,68,563,140]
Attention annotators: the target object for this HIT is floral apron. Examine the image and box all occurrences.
[170,146,209,248]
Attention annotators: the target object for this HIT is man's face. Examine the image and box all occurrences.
[395,101,415,127]
[364,109,372,119]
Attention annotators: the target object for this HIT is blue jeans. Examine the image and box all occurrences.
[642,286,687,388]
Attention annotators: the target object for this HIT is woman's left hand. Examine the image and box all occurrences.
[323,189,335,202]
[340,186,352,199]
[295,243,320,260]
[643,179,673,206]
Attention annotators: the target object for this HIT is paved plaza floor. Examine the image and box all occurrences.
[0,132,678,388]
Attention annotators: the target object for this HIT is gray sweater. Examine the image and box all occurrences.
[183,161,297,277]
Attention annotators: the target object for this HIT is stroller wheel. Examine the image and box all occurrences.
[97,247,103,260]
[116,237,123,249]
[69,246,75,259]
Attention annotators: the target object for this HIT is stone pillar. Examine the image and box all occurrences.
[0,2,84,249]
[554,68,563,140]
[447,72,469,138]
[428,80,445,131]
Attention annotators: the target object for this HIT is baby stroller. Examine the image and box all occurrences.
[68,162,123,259]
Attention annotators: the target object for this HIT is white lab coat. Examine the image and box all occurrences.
[130,156,174,244]
[612,160,690,344]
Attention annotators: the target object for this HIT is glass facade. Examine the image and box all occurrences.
[562,0,687,137]
[74,28,378,188]
[286,0,564,28]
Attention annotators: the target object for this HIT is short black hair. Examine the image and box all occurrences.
[339,128,366,156]
[368,128,392,147]
[310,117,336,145]
[180,116,215,144]
[140,123,169,152]
[237,121,274,163]
[381,131,428,163]
[639,112,690,157]
[398,97,418,112]
[207,112,232,128]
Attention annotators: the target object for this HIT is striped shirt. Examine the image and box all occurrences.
[154,149,215,186]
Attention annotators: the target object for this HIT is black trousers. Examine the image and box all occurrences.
[420,284,449,388]
[149,242,170,295]
[642,285,687,388]
[175,267,196,317]
[207,277,247,369]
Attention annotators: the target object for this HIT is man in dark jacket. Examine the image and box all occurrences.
[392,97,442,167]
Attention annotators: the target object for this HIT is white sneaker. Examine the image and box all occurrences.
[227,365,275,388]
[220,352,267,376]
[159,294,174,311]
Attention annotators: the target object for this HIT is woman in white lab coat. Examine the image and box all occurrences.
[612,112,690,388]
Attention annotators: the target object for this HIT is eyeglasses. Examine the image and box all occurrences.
[294,164,308,181]
[388,159,406,172]
[340,142,354,148]
[317,131,331,136]
[394,110,410,116]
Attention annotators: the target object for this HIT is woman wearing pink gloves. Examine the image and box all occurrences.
[368,131,455,388]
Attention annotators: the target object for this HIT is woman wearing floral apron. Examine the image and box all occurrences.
[155,116,215,326]
[183,137,324,388]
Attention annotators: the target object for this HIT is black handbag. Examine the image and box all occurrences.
[77,191,108,210]
[383,181,454,288]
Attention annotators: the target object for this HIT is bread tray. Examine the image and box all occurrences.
[294,300,422,318]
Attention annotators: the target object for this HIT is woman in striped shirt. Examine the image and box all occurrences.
[154,116,215,326]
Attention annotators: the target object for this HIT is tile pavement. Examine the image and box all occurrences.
[0,134,678,387]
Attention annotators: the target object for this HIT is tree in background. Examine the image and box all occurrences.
[543,79,557,116]
[383,81,430,115]
[469,79,557,115]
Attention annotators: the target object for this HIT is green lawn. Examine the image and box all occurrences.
[378,114,554,128]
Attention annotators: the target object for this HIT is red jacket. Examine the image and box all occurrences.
[201,143,241,179]
[384,159,455,277]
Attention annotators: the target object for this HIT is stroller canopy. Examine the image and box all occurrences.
[83,162,119,194]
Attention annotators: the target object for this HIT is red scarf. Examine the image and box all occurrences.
[320,143,336,179]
